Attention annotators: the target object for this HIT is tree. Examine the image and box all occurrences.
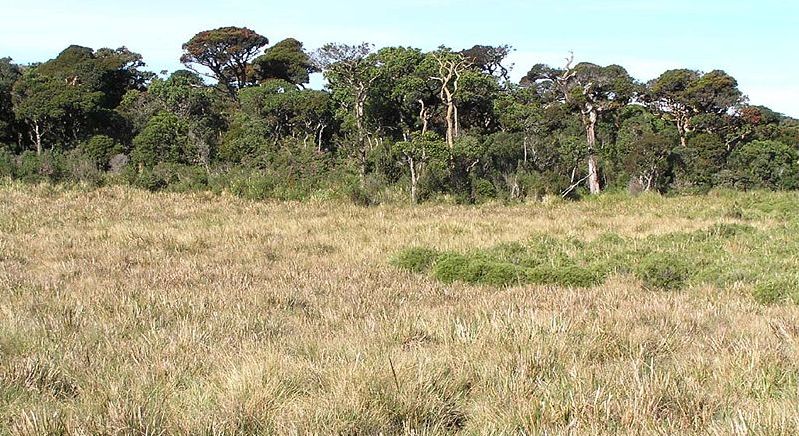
[314,42,379,183]
[0,58,21,144]
[726,140,799,190]
[12,71,103,154]
[428,48,471,149]
[367,46,434,141]
[131,111,192,167]
[180,26,269,99]
[616,106,679,191]
[524,56,638,194]
[460,44,513,82]
[494,85,546,165]
[149,70,226,169]
[393,131,447,203]
[36,45,152,108]
[647,69,743,148]
[251,38,318,87]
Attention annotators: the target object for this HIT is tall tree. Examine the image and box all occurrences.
[460,44,513,82]
[0,58,21,145]
[524,57,637,194]
[251,38,318,87]
[314,42,379,183]
[428,48,471,149]
[36,45,151,108]
[181,26,269,99]
[647,69,743,148]
[12,71,103,154]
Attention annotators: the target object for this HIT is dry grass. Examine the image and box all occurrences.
[1,181,799,434]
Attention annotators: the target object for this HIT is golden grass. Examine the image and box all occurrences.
[2,182,799,434]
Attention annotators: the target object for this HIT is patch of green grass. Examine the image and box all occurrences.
[753,278,799,305]
[393,211,799,302]
[636,254,691,291]
[391,247,440,273]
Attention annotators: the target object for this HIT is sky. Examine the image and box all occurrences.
[1,0,797,116]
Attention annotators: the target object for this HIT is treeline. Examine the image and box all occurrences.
[1,26,798,203]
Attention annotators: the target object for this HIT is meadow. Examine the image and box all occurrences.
[2,181,799,434]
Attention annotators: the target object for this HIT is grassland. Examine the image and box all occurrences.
[2,181,799,434]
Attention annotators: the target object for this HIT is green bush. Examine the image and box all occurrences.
[477,262,525,285]
[526,265,603,288]
[392,247,440,273]
[16,151,64,183]
[79,135,123,168]
[0,148,15,178]
[432,253,474,284]
[636,253,691,291]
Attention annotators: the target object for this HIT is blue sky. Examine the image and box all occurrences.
[2,0,797,116]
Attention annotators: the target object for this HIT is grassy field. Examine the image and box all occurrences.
[2,182,799,434]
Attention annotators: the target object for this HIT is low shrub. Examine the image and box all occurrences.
[472,260,524,286]
[526,265,603,288]
[636,253,691,291]
[432,253,474,284]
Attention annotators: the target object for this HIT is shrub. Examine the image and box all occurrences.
[477,262,525,285]
[79,135,122,168]
[63,150,102,186]
[432,253,473,284]
[0,147,15,178]
[526,265,604,288]
[347,174,386,207]
[392,247,440,273]
[636,253,691,291]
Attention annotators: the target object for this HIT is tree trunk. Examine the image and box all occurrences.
[584,110,601,195]
[453,103,460,139]
[418,100,429,135]
[31,121,43,155]
[407,155,418,204]
[523,135,529,165]
[444,89,455,149]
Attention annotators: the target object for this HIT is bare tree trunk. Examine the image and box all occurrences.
[418,100,429,135]
[584,110,601,195]
[31,121,43,156]
[317,124,326,152]
[355,91,367,187]
[407,154,418,204]
[582,110,600,193]
[444,93,455,149]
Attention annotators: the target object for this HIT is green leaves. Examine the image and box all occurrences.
[251,38,318,87]
[181,26,269,98]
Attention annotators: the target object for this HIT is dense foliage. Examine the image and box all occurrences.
[1,27,797,203]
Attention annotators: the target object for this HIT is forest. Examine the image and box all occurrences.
[1,26,798,204]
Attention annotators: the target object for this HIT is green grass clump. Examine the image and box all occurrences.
[704,222,755,238]
[392,247,440,273]
[392,210,799,303]
[636,254,692,291]
[753,278,799,305]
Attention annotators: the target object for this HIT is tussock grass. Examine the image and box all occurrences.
[2,181,799,433]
